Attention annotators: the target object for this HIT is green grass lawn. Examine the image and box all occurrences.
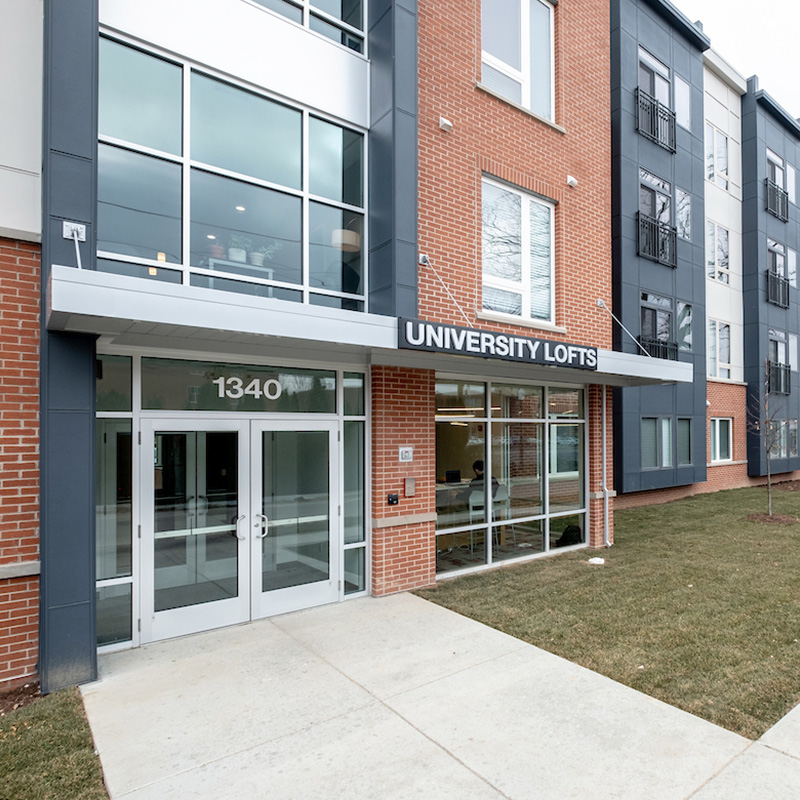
[0,688,108,800]
[417,485,800,740]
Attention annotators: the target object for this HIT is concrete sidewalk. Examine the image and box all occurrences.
[82,594,800,799]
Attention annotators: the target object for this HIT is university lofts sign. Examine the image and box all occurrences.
[398,319,598,370]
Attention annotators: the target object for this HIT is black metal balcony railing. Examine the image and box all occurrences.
[766,178,789,221]
[767,269,790,308]
[769,360,791,395]
[639,336,678,360]
[637,212,677,267]
[635,88,676,152]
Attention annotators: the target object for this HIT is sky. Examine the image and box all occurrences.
[670,0,800,118]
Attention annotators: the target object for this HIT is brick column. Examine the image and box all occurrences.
[370,365,436,594]
[587,383,613,548]
[0,238,41,688]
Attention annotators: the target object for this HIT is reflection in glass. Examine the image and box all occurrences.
[190,170,302,285]
[154,432,239,612]
[261,431,330,591]
[343,373,365,416]
[309,203,363,295]
[548,388,582,418]
[253,0,304,23]
[96,355,132,412]
[98,145,182,263]
[309,14,363,52]
[344,547,365,594]
[549,424,584,512]
[493,519,543,562]
[96,419,133,579]
[491,422,543,520]
[313,0,363,29]
[97,584,132,646]
[191,73,301,189]
[343,422,365,544]
[99,39,182,155]
[491,384,542,419]
[309,294,364,312]
[435,421,486,531]
[309,117,362,206]
[191,274,302,303]
[96,258,182,284]
[549,513,585,549]
[435,381,486,416]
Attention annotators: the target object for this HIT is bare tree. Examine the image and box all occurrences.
[748,359,788,516]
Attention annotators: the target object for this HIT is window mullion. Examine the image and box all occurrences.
[181,65,191,284]
[520,0,531,108]
[520,195,532,317]
[302,110,310,303]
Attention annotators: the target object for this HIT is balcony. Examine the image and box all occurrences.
[767,269,790,308]
[768,361,791,395]
[638,337,678,360]
[766,178,789,221]
[637,212,677,267]
[635,88,676,152]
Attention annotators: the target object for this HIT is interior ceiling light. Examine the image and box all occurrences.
[206,234,216,240]
[235,205,246,212]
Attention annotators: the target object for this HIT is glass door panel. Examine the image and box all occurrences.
[252,422,338,617]
[141,420,249,642]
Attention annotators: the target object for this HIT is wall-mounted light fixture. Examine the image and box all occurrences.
[439,116,454,133]
[566,175,578,188]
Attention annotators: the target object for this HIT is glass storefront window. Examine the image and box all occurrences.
[141,358,336,413]
[309,203,363,295]
[344,547,365,594]
[97,584,132,646]
[435,381,486,417]
[343,421,365,544]
[96,355,132,412]
[549,513,586,549]
[491,384,543,418]
[436,380,586,575]
[96,419,133,580]
[343,373,364,416]
[309,117,362,206]
[548,388,582,418]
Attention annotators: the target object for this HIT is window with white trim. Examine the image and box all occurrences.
[768,420,798,459]
[711,418,732,462]
[641,417,672,469]
[706,221,729,283]
[481,177,554,323]
[705,123,729,189]
[767,148,785,188]
[708,319,731,379]
[481,0,554,120]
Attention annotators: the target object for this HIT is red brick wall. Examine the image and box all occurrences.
[370,365,436,594]
[0,237,41,687]
[416,0,612,351]
[587,385,614,547]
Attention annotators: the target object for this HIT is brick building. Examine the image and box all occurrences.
[0,0,689,693]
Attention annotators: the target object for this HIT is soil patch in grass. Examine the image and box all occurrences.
[417,485,800,740]
[0,687,109,800]
[0,682,40,717]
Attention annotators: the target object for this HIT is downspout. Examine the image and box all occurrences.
[602,384,611,547]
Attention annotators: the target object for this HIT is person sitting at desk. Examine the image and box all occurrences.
[470,460,499,498]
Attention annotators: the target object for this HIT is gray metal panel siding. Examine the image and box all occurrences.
[367,0,419,318]
[612,0,707,494]
[40,0,98,692]
[741,81,800,477]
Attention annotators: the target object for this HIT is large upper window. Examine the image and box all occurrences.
[766,148,789,221]
[253,0,364,53]
[638,168,676,267]
[481,0,554,120]
[98,38,366,311]
[636,48,675,151]
[708,319,731,379]
[481,177,554,323]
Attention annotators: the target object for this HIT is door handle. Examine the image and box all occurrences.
[255,513,269,539]
[232,514,246,540]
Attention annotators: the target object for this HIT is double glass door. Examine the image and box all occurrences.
[140,419,338,643]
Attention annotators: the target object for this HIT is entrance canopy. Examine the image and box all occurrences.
[48,265,692,387]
